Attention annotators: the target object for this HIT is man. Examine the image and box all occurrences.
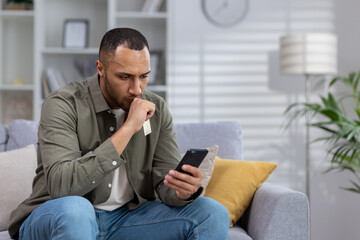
[9,28,230,239]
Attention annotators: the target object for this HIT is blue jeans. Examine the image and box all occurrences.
[19,196,230,240]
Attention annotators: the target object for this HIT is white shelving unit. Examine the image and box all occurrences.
[0,9,34,17]
[0,0,169,124]
[0,1,36,124]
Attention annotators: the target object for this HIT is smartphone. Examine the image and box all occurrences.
[175,148,209,175]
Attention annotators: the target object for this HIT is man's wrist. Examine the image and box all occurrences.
[121,121,138,136]
[185,187,204,201]
[109,122,136,156]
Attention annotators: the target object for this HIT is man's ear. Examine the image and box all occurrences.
[96,60,104,77]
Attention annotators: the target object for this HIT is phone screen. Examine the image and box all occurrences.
[175,149,208,175]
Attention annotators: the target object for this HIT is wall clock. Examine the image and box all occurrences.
[201,0,249,27]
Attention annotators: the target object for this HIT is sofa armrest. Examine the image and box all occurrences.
[246,183,309,240]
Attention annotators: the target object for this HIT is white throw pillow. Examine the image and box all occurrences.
[0,145,37,231]
[198,145,218,196]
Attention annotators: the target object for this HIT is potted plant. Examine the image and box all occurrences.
[285,70,360,194]
[5,0,33,10]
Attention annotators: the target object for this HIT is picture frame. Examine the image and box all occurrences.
[63,19,89,48]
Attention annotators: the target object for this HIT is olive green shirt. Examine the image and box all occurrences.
[8,74,193,239]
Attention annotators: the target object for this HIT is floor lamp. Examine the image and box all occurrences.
[279,33,338,199]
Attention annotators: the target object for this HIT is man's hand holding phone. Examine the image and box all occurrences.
[164,149,208,200]
[164,165,203,201]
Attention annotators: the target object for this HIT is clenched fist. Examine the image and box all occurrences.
[125,98,155,134]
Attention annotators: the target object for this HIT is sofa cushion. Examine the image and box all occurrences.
[0,230,11,240]
[205,157,277,227]
[0,145,37,231]
[173,121,243,160]
[228,226,252,240]
[198,145,218,196]
[6,119,39,151]
[0,126,8,152]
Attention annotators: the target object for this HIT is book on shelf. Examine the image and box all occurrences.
[41,71,50,99]
[142,0,164,12]
[41,68,67,98]
[142,0,152,12]
[149,50,165,86]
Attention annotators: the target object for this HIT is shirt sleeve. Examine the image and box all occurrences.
[39,93,123,199]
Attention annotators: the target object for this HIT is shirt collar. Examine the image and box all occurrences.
[88,73,110,113]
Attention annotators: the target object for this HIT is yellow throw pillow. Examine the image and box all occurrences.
[204,157,277,227]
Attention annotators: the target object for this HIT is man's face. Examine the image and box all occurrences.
[96,46,151,111]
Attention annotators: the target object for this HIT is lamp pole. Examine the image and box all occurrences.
[305,74,311,199]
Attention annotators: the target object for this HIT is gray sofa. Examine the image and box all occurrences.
[0,119,309,240]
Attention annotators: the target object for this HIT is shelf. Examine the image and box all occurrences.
[42,48,99,55]
[0,10,34,18]
[0,85,34,91]
[116,11,167,19]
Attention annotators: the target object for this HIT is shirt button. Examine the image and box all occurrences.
[112,161,117,166]
[108,183,112,188]
[107,110,111,113]
[109,126,115,132]
[92,180,96,184]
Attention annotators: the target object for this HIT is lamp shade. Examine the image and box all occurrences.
[280,33,337,75]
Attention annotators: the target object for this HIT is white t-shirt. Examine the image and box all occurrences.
[94,108,134,211]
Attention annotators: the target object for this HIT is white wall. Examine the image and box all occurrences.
[169,0,360,239]
[311,0,360,239]
[335,0,360,73]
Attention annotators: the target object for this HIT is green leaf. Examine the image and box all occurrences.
[319,109,340,121]
[348,149,359,164]
[330,142,360,167]
[316,126,337,134]
[348,72,357,86]
[356,94,360,110]
[329,77,343,87]
[355,108,360,120]
[346,128,359,141]
[320,95,329,108]
[342,187,360,194]
[345,180,360,193]
[332,146,352,165]
[304,103,322,112]
[353,71,360,93]
[311,121,339,127]
[312,136,333,144]
[327,93,340,111]
[283,102,301,114]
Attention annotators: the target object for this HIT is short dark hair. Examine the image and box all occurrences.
[99,28,149,65]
